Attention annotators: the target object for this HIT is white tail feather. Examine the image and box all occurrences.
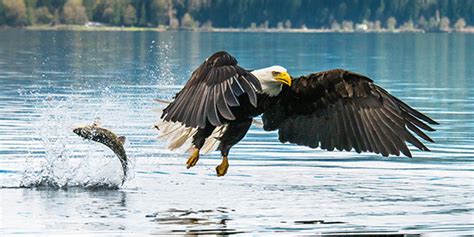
[154,98,258,154]
[155,120,227,154]
[201,125,227,153]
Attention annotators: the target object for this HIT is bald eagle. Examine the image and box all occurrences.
[156,51,438,176]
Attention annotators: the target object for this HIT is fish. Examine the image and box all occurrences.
[73,123,128,185]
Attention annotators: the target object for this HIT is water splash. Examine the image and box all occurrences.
[19,90,134,189]
[148,39,178,86]
[17,38,181,189]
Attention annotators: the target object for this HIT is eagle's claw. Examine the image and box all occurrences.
[186,148,200,169]
[216,156,229,177]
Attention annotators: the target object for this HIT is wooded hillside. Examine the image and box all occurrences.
[0,0,472,31]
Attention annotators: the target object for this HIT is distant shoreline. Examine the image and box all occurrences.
[24,25,168,32]
[2,24,472,33]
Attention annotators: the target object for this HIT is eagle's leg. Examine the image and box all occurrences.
[186,123,215,169]
[216,155,229,177]
[186,148,200,169]
[216,118,252,176]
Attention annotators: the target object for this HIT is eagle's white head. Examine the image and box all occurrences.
[251,65,292,97]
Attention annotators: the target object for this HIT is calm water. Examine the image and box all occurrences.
[0,30,473,236]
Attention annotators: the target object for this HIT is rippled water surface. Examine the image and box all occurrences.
[0,30,473,236]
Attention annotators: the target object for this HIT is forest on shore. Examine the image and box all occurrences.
[0,0,472,32]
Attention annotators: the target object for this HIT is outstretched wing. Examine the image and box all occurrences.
[162,51,261,128]
[262,69,438,157]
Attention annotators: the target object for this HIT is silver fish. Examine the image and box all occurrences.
[73,123,128,185]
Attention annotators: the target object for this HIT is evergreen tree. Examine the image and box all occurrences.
[0,1,6,25]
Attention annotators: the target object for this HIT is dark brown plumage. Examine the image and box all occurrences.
[162,51,261,128]
[262,69,439,157]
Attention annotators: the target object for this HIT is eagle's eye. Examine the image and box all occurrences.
[272,71,280,76]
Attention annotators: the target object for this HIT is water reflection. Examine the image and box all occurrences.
[146,207,241,235]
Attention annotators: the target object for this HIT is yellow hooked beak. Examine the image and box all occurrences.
[274,71,292,87]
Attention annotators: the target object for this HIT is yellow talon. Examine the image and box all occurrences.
[216,156,229,177]
[186,148,200,169]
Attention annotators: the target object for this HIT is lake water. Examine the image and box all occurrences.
[0,30,473,236]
